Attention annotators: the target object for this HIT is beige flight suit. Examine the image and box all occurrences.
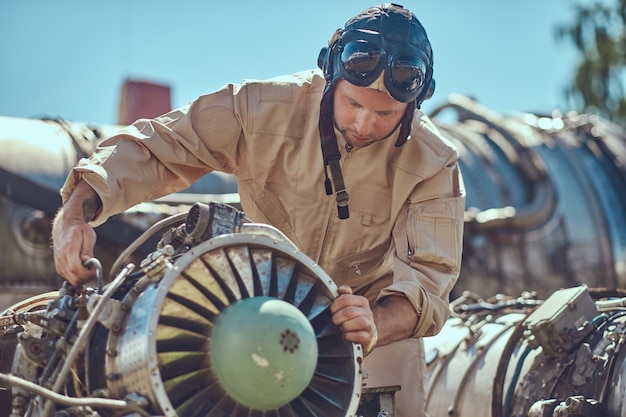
[62,69,465,417]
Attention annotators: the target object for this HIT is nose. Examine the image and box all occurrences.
[353,109,375,136]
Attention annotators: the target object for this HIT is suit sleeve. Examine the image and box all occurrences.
[380,163,466,338]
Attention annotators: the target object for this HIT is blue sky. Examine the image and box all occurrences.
[1,1,591,126]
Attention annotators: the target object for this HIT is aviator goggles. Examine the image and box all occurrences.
[335,29,430,103]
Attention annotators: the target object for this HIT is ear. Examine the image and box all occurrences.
[318,46,330,72]
[424,77,436,101]
[318,28,343,76]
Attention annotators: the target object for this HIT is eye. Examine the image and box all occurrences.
[347,98,362,108]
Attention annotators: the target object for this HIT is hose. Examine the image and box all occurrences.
[0,372,152,417]
[109,211,188,281]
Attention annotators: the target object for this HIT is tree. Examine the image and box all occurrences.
[557,0,626,126]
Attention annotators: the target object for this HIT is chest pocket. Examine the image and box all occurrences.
[336,238,393,289]
[331,187,394,286]
[349,186,392,232]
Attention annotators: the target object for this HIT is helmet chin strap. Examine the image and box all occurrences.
[319,91,350,220]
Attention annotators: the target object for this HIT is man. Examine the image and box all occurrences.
[52,4,465,416]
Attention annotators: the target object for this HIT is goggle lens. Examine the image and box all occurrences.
[340,40,382,81]
[338,40,428,101]
[390,55,426,93]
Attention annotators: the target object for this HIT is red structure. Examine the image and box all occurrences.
[117,78,171,125]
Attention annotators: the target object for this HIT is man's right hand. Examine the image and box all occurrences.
[51,180,101,287]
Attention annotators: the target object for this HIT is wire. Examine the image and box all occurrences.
[502,344,534,417]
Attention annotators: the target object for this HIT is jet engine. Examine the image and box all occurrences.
[433,95,626,298]
[0,202,363,417]
[424,285,626,417]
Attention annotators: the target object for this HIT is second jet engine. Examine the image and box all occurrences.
[424,285,626,417]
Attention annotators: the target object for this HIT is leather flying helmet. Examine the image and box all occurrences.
[317,3,435,219]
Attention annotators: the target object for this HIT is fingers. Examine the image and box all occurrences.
[53,223,97,287]
[331,286,377,353]
[337,285,353,296]
[331,286,369,315]
[56,250,96,287]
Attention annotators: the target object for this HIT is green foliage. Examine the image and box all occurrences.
[557,0,626,126]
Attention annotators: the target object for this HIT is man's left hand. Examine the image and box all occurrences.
[330,285,378,355]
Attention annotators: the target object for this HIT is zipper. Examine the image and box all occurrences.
[406,205,414,257]
[316,185,336,267]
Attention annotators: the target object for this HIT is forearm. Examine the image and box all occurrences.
[372,295,418,347]
[58,179,102,224]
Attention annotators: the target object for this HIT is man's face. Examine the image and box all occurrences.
[333,79,408,149]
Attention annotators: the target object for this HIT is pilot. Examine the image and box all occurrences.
[52,4,465,416]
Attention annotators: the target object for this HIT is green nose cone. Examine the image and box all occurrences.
[210,296,318,410]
